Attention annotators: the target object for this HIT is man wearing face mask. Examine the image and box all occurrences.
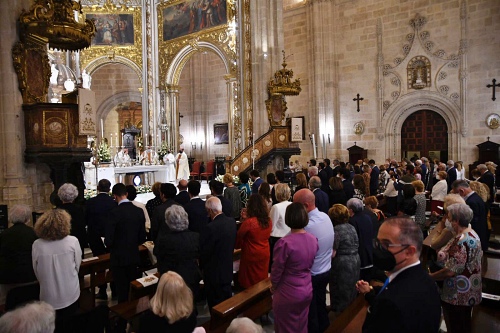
[355,217,441,333]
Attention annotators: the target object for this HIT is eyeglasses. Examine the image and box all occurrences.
[373,239,409,251]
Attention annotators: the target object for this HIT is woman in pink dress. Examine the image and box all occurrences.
[271,203,318,333]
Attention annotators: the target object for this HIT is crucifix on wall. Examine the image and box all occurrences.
[487,79,500,101]
[353,93,364,112]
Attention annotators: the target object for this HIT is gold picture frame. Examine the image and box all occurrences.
[80,4,143,69]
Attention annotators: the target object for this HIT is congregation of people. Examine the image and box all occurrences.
[0,155,495,333]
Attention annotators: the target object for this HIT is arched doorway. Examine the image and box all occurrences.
[401,110,448,162]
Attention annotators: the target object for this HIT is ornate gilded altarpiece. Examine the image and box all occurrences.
[80,2,143,71]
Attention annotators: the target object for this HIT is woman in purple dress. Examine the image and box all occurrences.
[271,203,318,333]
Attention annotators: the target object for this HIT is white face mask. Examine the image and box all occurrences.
[445,219,454,233]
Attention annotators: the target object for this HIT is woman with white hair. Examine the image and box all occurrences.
[430,203,483,333]
[154,205,201,298]
[0,204,38,305]
[57,183,87,255]
[138,271,197,333]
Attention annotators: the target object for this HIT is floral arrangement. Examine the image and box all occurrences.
[215,174,240,185]
[84,184,152,200]
[157,142,172,160]
[97,141,111,162]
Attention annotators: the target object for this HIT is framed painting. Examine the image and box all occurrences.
[266,95,287,127]
[161,0,228,42]
[214,123,229,144]
[86,14,135,46]
[81,5,143,69]
[291,117,305,141]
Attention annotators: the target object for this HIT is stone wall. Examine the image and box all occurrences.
[283,0,500,167]
[178,51,228,161]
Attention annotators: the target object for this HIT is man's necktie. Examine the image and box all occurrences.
[377,277,390,296]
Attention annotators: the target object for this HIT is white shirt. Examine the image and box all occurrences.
[133,200,151,230]
[32,236,82,309]
[269,201,292,238]
[383,179,398,197]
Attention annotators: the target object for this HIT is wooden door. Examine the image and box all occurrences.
[401,110,448,161]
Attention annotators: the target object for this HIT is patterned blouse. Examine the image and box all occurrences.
[437,229,483,306]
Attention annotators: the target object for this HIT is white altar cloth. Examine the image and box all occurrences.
[84,163,168,189]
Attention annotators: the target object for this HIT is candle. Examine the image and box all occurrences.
[100,119,104,139]
[312,134,317,159]
[121,133,124,147]
[115,133,118,147]
[323,134,326,157]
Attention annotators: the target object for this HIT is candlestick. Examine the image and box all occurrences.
[121,133,124,147]
[252,133,255,170]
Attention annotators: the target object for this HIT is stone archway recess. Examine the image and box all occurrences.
[164,41,232,153]
[383,91,462,161]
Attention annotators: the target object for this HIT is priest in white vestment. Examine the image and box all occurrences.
[163,151,176,182]
[176,148,190,180]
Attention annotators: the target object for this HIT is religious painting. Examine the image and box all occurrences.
[266,95,287,127]
[161,0,228,41]
[87,14,134,46]
[407,151,421,159]
[214,123,229,144]
[291,117,305,141]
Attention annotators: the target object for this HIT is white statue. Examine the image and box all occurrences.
[50,64,59,85]
[82,70,92,89]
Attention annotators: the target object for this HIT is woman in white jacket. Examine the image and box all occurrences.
[430,171,448,214]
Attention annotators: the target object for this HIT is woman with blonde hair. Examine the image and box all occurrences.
[223,173,242,218]
[430,194,466,250]
[32,209,82,333]
[139,271,197,332]
[269,183,292,268]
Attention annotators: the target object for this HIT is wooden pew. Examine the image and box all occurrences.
[325,293,368,333]
[110,295,151,322]
[78,245,150,310]
[128,249,243,301]
[204,277,272,333]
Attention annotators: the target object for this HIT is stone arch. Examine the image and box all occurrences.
[83,56,143,85]
[96,91,142,120]
[165,42,230,85]
[163,41,232,154]
[383,91,462,160]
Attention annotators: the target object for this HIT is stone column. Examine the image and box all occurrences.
[250,0,284,137]
[165,85,180,151]
[305,0,337,159]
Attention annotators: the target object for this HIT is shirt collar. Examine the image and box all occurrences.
[118,198,130,205]
[388,260,420,283]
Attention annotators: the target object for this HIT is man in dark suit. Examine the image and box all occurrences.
[184,180,209,233]
[369,159,380,196]
[324,158,334,181]
[105,183,147,305]
[151,183,179,242]
[341,168,355,200]
[318,162,330,194]
[209,180,233,217]
[309,176,329,214]
[477,164,495,204]
[250,169,263,194]
[174,179,190,206]
[452,180,489,251]
[85,179,117,299]
[446,160,457,192]
[356,217,441,333]
[200,197,237,309]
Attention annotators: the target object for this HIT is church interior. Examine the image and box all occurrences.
[0,0,499,331]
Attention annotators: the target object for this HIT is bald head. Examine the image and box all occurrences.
[177,179,188,191]
[293,188,316,212]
